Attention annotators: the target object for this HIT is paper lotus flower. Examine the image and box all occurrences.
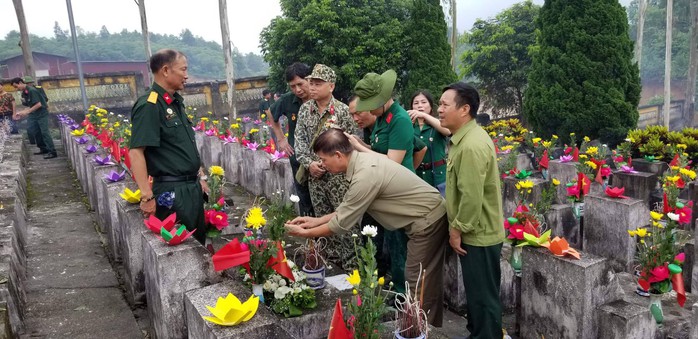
[70,123,81,131]
[247,142,259,151]
[605,186,628,199]
[270,150,286,162]
[205,129,217,136]
[94,155,115,165]
[159,224,195,245]
[620,165,637,173]
[144,213,177,234]
[212,238,251,272]
[202,293,259,326]
[514,169,532,179]
[104,170,126,182]
[521,229,552,247]
[543,237,580,259]
[85,144,98,153]
[120,188,141,204]
[74,136,89,144]
[71,129,85,136]
[221,135,236,144]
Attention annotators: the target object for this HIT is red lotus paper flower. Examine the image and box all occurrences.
[648,265,670,283]
[566,185,581,199]
[599,166,612,178]
[206,210,229,230]
[144,213,177,234]
[159,224,195,245]
[213,238,251,272]
[507,224,524,240]
[605,186,628,199]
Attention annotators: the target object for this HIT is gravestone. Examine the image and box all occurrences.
[545,204,582,250]
[222,142,242,185]
[100,177,131,261]
[501,176,550,218]
[610,171,658,209]
[547,160,578,204]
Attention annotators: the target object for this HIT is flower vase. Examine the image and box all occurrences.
[302,265,326,290]
[649,293,664,326]
[509,246,522,276]
[574,202,585,219]
[395,330,426,339]
[252,283,265,303]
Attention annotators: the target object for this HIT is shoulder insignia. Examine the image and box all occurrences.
[147,91,158,104]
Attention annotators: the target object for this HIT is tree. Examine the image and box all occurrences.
[53,21,68,40]
[99,25,110,39]
[460,1,539,117]
[524,0,641,146]
[180,29,196,45]
[260,0,412,100]
[401,0,457,103]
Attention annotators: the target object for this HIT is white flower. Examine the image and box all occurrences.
[289,194,300,203]
[351,234,358,238]
[625,138,632,142]
[223,117,229,120]
[269,282,278,291]
[279,279,286,287]
[274,289,286,300]
[667,212,680,221]
[361,225,378,238]
[287,260,296,269]
[294,287,302,294]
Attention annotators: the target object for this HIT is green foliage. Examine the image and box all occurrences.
[263,191,297,242]
[401,0,457,103]
[524,0,641,147]
[460,1,540,116]
[0,26,268,80]
[261,0,454,101]
[638,136,666,157]
[627,0,693,80]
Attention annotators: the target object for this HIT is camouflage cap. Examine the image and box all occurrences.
[306,64,336,83]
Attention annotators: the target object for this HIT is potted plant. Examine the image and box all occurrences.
[300,238,327,290]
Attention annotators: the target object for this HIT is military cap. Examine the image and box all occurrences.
[354,70,397,112]
[306,64,337,83]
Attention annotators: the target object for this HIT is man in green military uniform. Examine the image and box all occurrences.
[11,77,57,159]
[286,129,448,326]
[129,49,209,244]
[440,82,505,338]
[294,64,358,267]
[270,62,314,216]
[259,89,272,120]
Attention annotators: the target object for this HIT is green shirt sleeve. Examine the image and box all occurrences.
[130,101,161,148]
[387,115,412,152]
[270,98,282,123]
[28,88,42,107]
[413,134,426,153]
[449,145,489,234]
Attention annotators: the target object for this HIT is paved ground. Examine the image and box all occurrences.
[19,141,143,339]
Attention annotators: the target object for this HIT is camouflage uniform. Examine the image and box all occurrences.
[294,64,359,269]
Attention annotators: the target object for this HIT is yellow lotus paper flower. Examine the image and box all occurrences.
[585,146,598,156]
[209,166,225,176]
[347,269,361,287]
[584,161,597,170]
[650,211,663,221]
[378,277,385,286]
[680,168,696,180]
[665,175,680,183]
[627,230,636,237]
[635,228,649,237]
[71,129,85,136]
[532,137,542,144]
[552,178,560,186]
[202,293,258,326]
[583,136,590,142]
[120,188,141,204]
[542,141,552,148]
[245,207,266,229]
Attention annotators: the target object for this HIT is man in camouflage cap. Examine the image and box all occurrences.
[293,64,358,267]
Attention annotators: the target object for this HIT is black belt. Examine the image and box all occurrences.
[153,175,198,183]
[417,159,446,171]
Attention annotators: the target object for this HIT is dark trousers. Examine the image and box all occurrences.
[27,113,55,153]
[290,156,314,217]
[460,242,503,339]
[153,180,206,244]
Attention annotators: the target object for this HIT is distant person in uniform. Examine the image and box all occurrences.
[22,76,48,144]
[129,49,209,245]
[0,84,19,134]
[269,62,314,217]
[11,77,57,159]
[259,89,272,120]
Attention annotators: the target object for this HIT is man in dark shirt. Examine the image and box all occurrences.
[11,77,56,159]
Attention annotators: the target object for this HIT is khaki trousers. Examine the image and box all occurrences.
[405,214,449,327]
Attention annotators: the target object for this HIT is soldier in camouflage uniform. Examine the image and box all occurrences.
[294,64,359,268]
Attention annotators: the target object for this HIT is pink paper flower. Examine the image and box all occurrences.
[247,142,259,151]
[559,155,573,162]
[648,265,670,283]
[205,129,216,136]
[675,253,685,264]
[270,150,286,162]
[620,165,637,173]
[222,135,235,144]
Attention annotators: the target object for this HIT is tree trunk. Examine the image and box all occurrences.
[136,0,152,83]
[12,0,35,78]
[636,0,648,69]
[450,0,457,71]
[685,0,698,126]
[663,0,673,128]
[219,0,237,119]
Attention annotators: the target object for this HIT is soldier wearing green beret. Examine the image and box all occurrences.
[129,49,209,244]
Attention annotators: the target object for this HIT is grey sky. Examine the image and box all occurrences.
[1,0,632,55]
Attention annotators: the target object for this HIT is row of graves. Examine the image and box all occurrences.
[51,106,698,339]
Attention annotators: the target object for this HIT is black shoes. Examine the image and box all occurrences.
[34,150,48,155]
[43,152,57,159]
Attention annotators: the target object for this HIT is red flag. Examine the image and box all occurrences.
[212,239,251,272]
[670,153,680,167]
[111,142,121,163]
[595,166,604,185]
[198,120,206,131]
[672,273,686,307]
[572,147,579,162]
[268,241,295,282]
[628,157,632,167]
[578,172,591,196]
[327,299,352,339]
[122,147,132,172]
[663,192,670,214]
[539,149,549,170]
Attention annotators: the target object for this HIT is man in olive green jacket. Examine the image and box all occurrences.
[440,82,505,339]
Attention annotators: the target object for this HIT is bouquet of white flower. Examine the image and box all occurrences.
[262,263,317,317]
